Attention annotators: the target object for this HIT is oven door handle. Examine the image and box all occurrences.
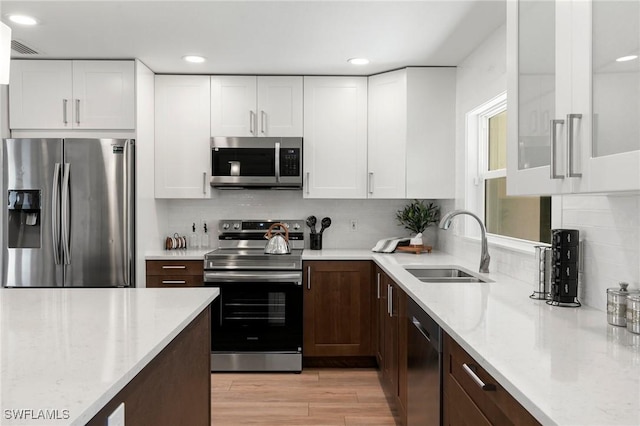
[204,271,303,284]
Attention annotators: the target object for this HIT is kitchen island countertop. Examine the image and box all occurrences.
[0,287,219,425]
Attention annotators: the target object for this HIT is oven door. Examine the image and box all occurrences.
[205,270,303,353]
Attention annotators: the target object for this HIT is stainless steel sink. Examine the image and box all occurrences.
[404,267,490,283]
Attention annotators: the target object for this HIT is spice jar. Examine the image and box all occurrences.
[607,282,638,327]
[627,294,640,334]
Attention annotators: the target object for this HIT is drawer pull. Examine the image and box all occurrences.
[462,363,496,391]
[162,280,186,285]
[162,265,187,269]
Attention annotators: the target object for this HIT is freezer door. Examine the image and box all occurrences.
[2,138,64,287]
[62,139,134,287]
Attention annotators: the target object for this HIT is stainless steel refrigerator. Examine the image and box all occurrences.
[2,138,135,287]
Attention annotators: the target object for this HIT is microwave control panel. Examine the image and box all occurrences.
[280,148,301,177]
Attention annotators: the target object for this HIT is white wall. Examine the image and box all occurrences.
[439,22,640,312]
[159,193,423,251]
[135,60,168,287]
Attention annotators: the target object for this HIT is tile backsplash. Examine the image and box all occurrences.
[438,195,640,312]
[159,191,432,251]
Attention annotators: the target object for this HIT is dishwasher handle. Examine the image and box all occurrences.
[412,317,432,343]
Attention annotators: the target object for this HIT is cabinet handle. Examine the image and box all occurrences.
[162,280,186,285]
[75,99,80,125]
[462,363,496,391]
[261,110,266,134]
[368,172,374,194]
[203,172,207,194]
[62,99,68,125]
[376,273,381,299]
[306,172,310,195]
[550,119,564,179]
[566,114,582,178]
[162,265,186,269]
[307,266,311,290]
[249,110,256,135]
[387,284,393,317]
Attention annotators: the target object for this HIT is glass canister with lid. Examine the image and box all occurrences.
[607,282,639,327]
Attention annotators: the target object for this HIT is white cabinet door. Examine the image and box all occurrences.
[303,76,368,198]
[155,75,211,198]
[9,60,73,129]
[9,60,135,131]
[210,76,256,136]
[257,76,303,137]
[405,68,456,199]
[507,0,640,195]
[507,0,571,195]
[367,69,407,199]
[72,61,135,129]
[583,0,640,192]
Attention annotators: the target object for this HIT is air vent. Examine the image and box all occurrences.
[11,40,38,55]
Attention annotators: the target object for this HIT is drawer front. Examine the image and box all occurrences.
[443,375,491,426]
[146,260,203,276]
[444,334,539,426]
[146,275,203,288]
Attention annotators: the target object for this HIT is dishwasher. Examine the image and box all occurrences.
[407,298,442,425]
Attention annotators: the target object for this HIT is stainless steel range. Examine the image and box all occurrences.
[204,219,304,372]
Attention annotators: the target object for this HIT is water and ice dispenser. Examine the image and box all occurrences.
[7,190,41,248]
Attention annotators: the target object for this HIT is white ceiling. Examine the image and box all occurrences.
[1,0,506,76]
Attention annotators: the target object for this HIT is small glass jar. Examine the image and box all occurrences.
[607,282,638,327]
[626,294,640,334]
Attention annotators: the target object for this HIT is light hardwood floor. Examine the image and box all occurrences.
[211,368,398,426]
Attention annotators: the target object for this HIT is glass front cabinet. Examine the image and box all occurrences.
[507,0,640,195]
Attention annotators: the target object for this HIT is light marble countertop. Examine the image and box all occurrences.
[0,287,219,426]
[145,248,640,425]
[145,248,212,260]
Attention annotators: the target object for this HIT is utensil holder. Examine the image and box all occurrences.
[310,234,322,250]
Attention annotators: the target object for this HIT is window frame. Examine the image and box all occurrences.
[464,92,552,253]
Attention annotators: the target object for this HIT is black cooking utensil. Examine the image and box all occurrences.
[306,216,317,234]
[319,217,332,234]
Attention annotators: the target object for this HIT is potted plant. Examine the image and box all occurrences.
[395,200,440,246]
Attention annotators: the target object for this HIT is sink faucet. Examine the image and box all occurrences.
[439,210,490,273]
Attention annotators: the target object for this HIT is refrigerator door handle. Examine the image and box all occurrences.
[61,163,71,265]
[123,140,133,287]
[52,163,61,265]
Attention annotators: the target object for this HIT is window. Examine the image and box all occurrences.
[467,94,551,245]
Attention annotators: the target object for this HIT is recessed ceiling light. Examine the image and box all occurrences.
[183,55,206,63]
[8,15,38,26]
[348,58,370,66]
[616,55,638,62]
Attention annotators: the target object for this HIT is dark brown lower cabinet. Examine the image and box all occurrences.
[443,333,540,426]
[303,261,375,364]
[145,260,204,287]
[376,267,408,426]
[87,307,211,426]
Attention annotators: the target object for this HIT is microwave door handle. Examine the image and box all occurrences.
[275,141,281,183]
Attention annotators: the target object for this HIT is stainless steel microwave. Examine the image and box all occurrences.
[210,137,303,189]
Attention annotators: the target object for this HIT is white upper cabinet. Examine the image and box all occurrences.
[303,76,368,198]
[368,67,456,199]
[154,75,211,199]
[507,0,640,195]
[9,60,135,130]
[211,76,302,137]
[368,69,407,198]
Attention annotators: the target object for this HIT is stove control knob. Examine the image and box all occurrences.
[283,222,289,229]
[293,223,301,230]
[222,223,230,230]
[233,223,241,230]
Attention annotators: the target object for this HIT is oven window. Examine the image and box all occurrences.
[212,148,275,176]
[210,282,303,352]
[225,291,286,326]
